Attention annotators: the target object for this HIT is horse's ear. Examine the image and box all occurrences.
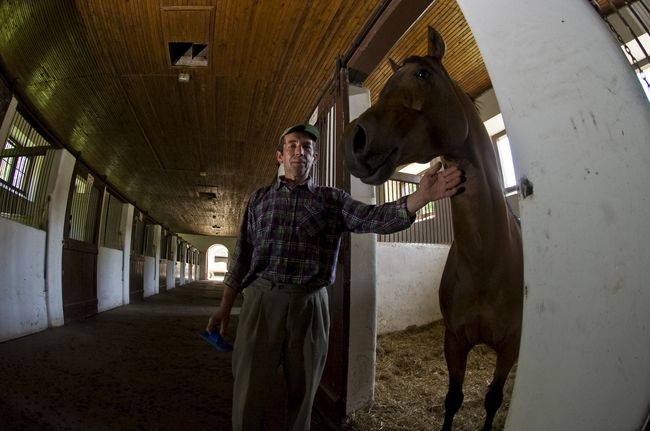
[427,26,445,60]
[388,58,400,73]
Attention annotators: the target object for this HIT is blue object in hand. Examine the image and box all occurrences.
[199,330,233,352]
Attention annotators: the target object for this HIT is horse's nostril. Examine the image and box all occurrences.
[352,125,367,155]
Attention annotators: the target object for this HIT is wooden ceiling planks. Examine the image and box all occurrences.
[0,0,496,236]
[363,0,489,104]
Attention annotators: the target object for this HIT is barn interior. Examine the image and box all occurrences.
[0,0,648,430]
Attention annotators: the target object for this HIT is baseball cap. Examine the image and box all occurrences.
[280,123,320,141]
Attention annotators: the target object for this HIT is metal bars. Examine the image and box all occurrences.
[376,178,454,245]
[67,172,100,242]
[0,109,55,229]
[100,192,124,250]
[590,0,650,91]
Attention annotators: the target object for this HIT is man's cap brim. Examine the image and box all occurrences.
[280,123,320,141]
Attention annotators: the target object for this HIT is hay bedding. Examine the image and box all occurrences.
[344,320,515,431]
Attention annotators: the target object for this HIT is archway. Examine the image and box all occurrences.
[206,244,229,282]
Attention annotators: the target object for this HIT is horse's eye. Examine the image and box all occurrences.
[415,69,431,80]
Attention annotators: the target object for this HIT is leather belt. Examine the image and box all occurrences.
[256,277,324,292]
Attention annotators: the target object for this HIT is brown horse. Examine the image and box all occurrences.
[342,27,523,431]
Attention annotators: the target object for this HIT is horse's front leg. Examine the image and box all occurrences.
[441,328,469,431]
[482,339,518,431]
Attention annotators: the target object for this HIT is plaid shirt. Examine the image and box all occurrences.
[223,177,415,291]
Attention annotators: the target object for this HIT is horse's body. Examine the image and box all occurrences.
[342,27,523,431]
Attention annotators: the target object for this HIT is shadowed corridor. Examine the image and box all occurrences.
[0,280,330,431]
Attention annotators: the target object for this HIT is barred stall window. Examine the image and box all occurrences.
[590,0,650,100]
[131,211,145,255]
[376,171,454,245]
[160,229,169,260]
[144,224,156,257]
[68,172,101,242]
[0,108,56,229]
[100,192,124,250]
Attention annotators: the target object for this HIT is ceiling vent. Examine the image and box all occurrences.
[168,42,208,67]
[198,191,217,200]
[161,6,214,68]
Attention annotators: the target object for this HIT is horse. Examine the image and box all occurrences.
[342,26,523,431]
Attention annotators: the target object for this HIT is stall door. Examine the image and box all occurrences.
[313,65,351,429]
[129,211,145,301]
[62,163,103,322]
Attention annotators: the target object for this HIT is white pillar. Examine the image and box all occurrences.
[456,1,650,430]
[45,149,75,327]
[346,86,379,412]
[120,203,134,305]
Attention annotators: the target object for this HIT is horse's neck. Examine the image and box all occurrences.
[451,115,516,252]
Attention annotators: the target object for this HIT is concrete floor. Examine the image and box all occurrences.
[0,281,330,430]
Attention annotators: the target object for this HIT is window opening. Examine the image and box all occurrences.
[100,192,124,250]
[144,224,156,257]
[376,172,453,245]
[0,109,55,229]
[493,131,517,193]
[131,211,146,254]
[68,172,100,243]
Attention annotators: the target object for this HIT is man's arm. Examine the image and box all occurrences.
[206,284,238,336]
[206,192,257,336]
[406,162,462,215]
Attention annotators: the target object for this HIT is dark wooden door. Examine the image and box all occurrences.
[313,64,351,429]
[159,260,167,291]
[159,231,168,291]
[62,163,103,322]
[129,211,145,301]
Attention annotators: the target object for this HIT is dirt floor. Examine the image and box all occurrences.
[0,281,514,430]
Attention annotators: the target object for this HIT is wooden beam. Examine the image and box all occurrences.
[346,0,433,83]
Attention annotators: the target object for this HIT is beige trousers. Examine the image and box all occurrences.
[231,278,329,431]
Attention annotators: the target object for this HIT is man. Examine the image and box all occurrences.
[206,123,463,431]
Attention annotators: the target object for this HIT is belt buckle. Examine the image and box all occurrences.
[274,281,288,290]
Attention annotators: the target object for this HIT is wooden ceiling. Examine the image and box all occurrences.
[0,0,490,237]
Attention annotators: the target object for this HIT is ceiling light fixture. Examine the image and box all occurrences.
[178,72,190,83]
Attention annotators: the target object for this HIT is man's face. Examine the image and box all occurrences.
[276,131,318,182]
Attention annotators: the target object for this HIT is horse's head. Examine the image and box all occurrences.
[343,26,472,185]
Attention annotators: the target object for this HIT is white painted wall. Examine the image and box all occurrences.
[376,243,449,334]
[457,1,650,430]
[0,148,74,340]
[0,218,47,342]
[97,247,124,312]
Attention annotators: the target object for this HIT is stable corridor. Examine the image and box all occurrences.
[0,281,324,431]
